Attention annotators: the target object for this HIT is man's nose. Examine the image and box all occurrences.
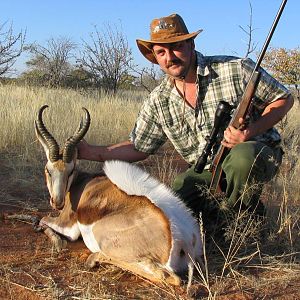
[165,49,176,61]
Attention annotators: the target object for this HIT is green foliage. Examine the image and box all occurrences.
[18,69,48,86]
[64,67,94,89]
[262,47,300,101]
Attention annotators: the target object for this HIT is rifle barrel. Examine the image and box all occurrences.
[255,0,288,70]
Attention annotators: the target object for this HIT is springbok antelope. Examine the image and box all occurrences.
[35,105,202,286]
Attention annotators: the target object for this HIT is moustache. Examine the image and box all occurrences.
[166,59,182,68]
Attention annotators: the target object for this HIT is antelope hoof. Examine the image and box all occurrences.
[43,227,67,252]
[53,236,68,252]
[163,271,181,286]
[85,253,101,269]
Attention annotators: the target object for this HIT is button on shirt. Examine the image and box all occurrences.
[130,51,290,165]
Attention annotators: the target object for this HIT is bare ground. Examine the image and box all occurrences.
[0,148,299,300]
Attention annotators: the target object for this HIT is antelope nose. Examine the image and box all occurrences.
[50,197,64,210]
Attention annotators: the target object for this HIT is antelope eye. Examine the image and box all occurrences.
[45,168,51,177]
[179,249,185,257]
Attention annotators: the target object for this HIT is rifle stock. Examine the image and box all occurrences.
[209,0,287,194]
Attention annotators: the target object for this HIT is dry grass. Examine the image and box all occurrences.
[0,84,299,299]
[0,84,143,163]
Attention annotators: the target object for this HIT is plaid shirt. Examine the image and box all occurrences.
[130,51,290,165]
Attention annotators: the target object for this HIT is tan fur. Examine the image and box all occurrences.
[57,192,78,226]
[53,160,66,171]
[41,192,78,230]
[41,173,175,279]
[77,177,172,265]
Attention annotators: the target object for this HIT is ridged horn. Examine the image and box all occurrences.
[35,105,60,162]
[63,107,90,163]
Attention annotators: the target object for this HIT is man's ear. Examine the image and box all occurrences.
[190,39,195,50]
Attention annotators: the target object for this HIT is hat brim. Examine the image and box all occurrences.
[136,29,203,64]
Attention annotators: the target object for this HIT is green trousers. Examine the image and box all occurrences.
[172,141,283,217]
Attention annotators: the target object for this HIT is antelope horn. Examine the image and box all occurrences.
[35,105,60,162]
[63,107,90,163]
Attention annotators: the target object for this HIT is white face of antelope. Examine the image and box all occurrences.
[35,105,91,211]
[45,159,76,210]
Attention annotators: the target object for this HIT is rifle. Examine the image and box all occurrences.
[196,0,288,194]
[194,101,232,174]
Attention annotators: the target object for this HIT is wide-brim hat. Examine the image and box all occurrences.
[136,13,202,64]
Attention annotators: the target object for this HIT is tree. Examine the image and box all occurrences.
[65,67,94,89]
[262,47,300,101]
[25,37,76,87]
[78,22,134,93]
[0,21,25,76]
[238,2,258,58]
[18,69,47,86]
[131,64,163,92]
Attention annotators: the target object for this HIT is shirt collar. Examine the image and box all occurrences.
[196,51,210,77]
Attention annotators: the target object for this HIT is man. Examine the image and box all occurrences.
[78,14,293,219]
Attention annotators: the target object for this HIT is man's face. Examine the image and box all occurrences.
[152,40,194,79]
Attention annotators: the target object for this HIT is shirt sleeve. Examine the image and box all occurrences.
[129,94,167,154]
[241,58,291,109]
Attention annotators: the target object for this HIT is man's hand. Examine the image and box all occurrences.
[77,139,92,160]
[76,139,149,162]
[221,118,251,148]
[221,96,294,149]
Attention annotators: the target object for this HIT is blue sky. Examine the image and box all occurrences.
[1,0,299,74]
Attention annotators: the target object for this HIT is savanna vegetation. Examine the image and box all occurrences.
[0,84,299,299]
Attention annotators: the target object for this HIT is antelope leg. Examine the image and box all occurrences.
[85,252,181,286]
[42,226,67,252]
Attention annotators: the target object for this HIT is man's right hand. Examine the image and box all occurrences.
[76,139,149,163]
[77,139,92,160]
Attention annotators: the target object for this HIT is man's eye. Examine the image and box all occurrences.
[155,50,164,56]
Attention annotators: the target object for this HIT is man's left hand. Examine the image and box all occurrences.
[221,118,251,148]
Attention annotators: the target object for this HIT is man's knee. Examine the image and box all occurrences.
[223,141,281,182]
[223,142,258,176]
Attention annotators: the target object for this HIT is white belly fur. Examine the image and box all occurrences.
[78,222,100,253]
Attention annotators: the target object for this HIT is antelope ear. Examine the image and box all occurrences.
[34,120,50,161]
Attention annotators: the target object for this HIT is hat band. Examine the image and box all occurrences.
[151,32,190,41]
